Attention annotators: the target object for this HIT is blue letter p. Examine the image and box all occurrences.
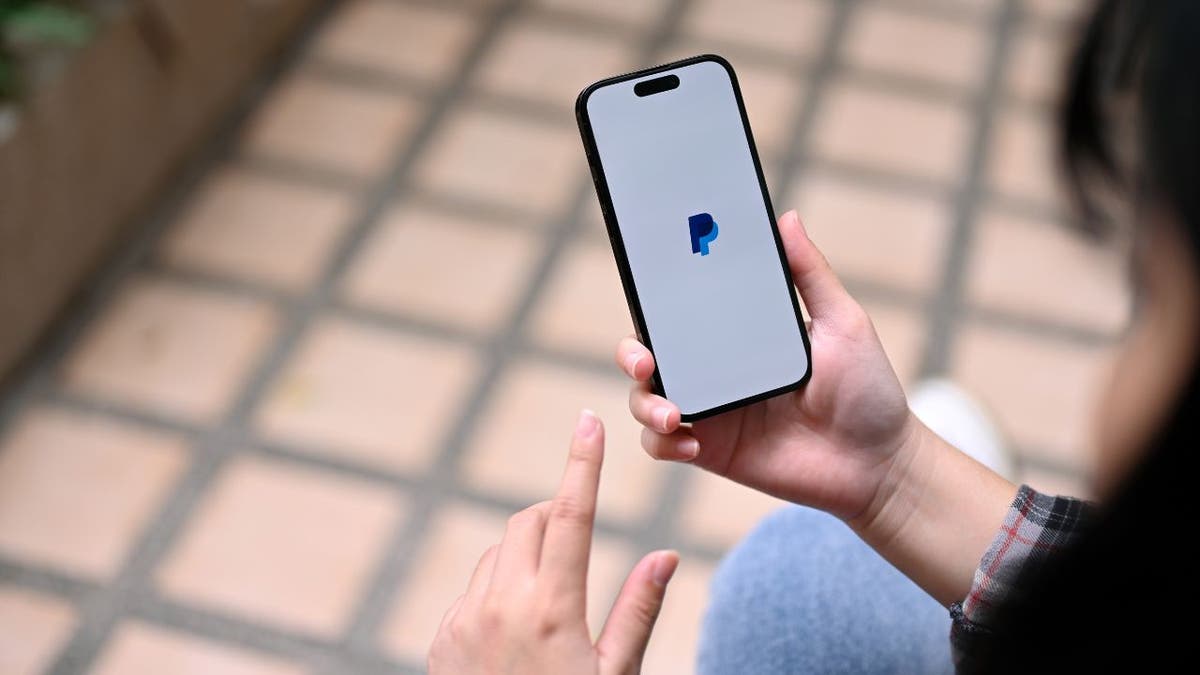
[688,212,719,256]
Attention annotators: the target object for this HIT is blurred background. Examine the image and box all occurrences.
[0,0,1121,673]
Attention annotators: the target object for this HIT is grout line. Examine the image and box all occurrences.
[0,558,99,605]
[917,0,1020,378]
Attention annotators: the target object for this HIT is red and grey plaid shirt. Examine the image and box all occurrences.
[949,485,1094,672]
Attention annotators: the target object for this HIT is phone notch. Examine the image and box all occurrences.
[634,74,680,97]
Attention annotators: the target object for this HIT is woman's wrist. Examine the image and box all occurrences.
[846,412,937,549]
[847,413,1018,604]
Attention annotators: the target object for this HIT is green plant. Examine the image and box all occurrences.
[1,1,93,102]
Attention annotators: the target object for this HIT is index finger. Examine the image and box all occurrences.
[539,409,604,601]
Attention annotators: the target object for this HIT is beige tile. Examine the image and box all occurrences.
[986,107,1062,207]
[313,0,476,82]
[255,318,477,472]
[242,74,420,179]
[528,241,632,359]
[60,278,277,423]
[736,65,807,157]
[160,166,354,291]
[844,5,987,89]
[0,586,75,675]
[860,299,928,386]
[966,208,1130,333]
[91,622,304,675]
[793,171,953,293]
[0,408,186,579]
[535,0,672,25]
[414,108,580,215]
[951,323,1110,469]
[475,20,631,107]
[641,559,714,675]
[157,456,401,637]
[1005,24,1070,103]
[1018,466,1092,500]
[462,359,666,524]
[382,502,630,659]
[680,470,785,549]
[813,81,970,183]
[341,204,539,334]
[1019,0,1090,23]
[683,0,832,60]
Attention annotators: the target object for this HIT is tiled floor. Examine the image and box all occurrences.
[0,0,1118,673]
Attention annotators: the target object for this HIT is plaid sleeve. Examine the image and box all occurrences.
[949,484,1094,673]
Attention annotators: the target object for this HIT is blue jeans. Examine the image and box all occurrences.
[697,506,954,674]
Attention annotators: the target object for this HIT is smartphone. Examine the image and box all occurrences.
[576,54,811,421]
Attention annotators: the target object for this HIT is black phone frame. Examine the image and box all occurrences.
[575,53,813,422]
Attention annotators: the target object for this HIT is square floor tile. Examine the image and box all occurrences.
[414,108,579,215]
[156,456,402,637]
[528,241,631,360]
[91,622,304,675]
[683,0,832,60]
[0,408,187,578]
[534,0,672,25]
[255,318,478,472]
[312,0,476,83]
[966,208,1130,333]
[736,64,807,158]
[0,586,75,675]
[641,559,715,675]
[680,470,785,549]
[986,107,1062,207]
[951,323,1111,469]
[381,502,631,659]
[242,74,420,180]
[461,359,666,524]
[843,4,987,89]
[60,277,277,423]
[860,299,928,386]
[812,81,971,183]
[1005,23,1069,103]
[160,166,354,291]
[474,19,631,108]
[340,204,540,334]
[792,170,953,293]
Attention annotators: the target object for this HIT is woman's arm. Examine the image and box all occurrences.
[850,417,1017,605]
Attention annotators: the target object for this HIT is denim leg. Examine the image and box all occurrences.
[697,505,953,675]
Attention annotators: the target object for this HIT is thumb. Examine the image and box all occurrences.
[776,209,855,321]
[596,550,679,675]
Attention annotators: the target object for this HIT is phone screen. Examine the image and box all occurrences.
[581,56,810,418]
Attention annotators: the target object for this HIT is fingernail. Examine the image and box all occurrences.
[678,438,699,460]
[656,407,673,432]
[624,352,643,376]
[785,209,806,235]
[652,551,679,586]
[576,408,599,437]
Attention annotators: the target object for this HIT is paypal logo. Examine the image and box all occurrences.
[688,212,719,256]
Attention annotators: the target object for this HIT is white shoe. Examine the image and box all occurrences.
[909,379,1015,481]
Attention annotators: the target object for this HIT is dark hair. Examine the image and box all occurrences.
[981,2,1199,670]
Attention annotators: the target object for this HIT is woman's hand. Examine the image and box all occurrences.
[618,209,919,525]
[428,410,680,675]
